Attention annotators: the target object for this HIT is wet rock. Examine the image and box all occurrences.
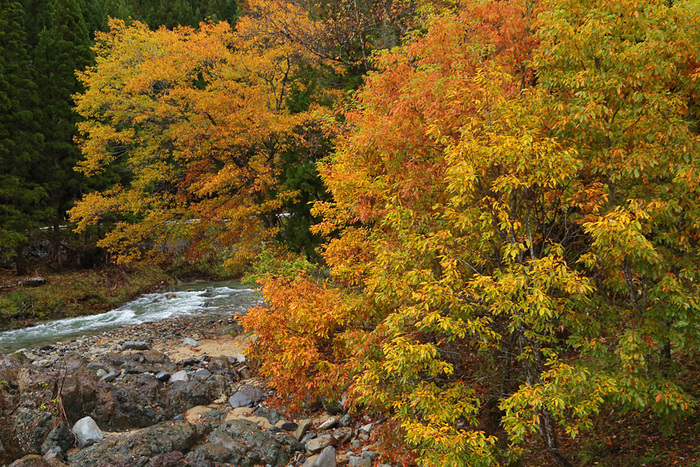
[155,371,171,382]
[68,421,200,467]
[145,450,185,466]
[165,379,215,414]
[142,350,169,363]
[122,341,150,351]
[71,416,103,448]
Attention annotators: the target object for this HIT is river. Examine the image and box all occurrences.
[0,280,261,354]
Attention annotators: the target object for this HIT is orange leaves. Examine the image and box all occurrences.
[241,274,353,406]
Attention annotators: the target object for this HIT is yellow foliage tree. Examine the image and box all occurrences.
[70,11,330,266]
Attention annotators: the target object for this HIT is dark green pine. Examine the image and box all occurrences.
[0,0,49,274]
[32,0,93,267]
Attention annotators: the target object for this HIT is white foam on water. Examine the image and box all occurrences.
[0,281,261,353]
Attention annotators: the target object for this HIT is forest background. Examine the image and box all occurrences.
[1,0,700,465]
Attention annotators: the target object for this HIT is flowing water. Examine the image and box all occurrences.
[0,280,261,354]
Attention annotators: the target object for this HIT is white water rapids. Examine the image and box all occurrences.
[0,280,261,353]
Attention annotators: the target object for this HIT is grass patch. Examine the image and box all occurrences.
[0,265,173,330]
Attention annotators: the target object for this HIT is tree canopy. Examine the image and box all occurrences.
[24,0,700,463]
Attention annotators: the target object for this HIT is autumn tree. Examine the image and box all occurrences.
[70,8,338,267]
[243,0,700,465]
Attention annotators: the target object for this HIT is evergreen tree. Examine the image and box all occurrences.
[33,0,92,267]
[101,0,132,30]
[0,0,47,274]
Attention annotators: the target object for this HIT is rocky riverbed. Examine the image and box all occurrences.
[0,314,390,467]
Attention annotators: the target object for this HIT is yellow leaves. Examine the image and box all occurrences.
[72,3,336,264]
[583,205,660,266]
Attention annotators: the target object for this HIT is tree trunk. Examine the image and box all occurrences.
[14,244,27,276]
[538,406,573,467]
[53,217,63,270]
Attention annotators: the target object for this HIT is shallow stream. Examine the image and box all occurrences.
[0,280,260,353]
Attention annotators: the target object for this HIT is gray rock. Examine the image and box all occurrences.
[193,368,211,379]
[239,384,265,402]
[359,422,373,433]
[305,433,333,453]
[310,446,336,467]
[155,371,171,382]
[169,370,189,383]
[187,443,233,463]
[68,420,199,467]
[40,421,72,455]
[281,421,298,431]
[71,416,103,448]
[181,338,200,347]
[99,370,120,382]
[206,419,302,466]
[228,391,252,409]
[339,414,352,427]
[348,456,372,467]
[43,446,65,462]
[95,369,108,379]
[317,417,338,431]
[332,427,353,444]
[362,450,380,461]
[295,419,312,441]
[121,341,150,351]
[253,406,283,424]
[301,432,317,444]
[207,356,230,372]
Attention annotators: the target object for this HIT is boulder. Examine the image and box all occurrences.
[71,416,103,448]
[68,421,200,467]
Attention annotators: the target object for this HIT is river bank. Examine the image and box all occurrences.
[0,294,391,467]
[0,265,175,333]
